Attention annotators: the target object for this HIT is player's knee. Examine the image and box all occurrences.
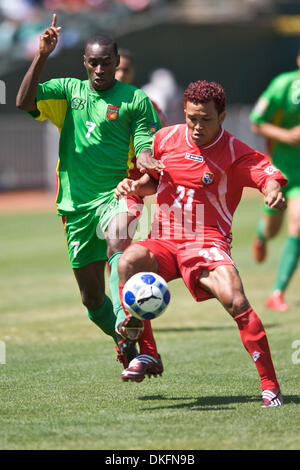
[118,245,154,282]
[105,213,137,258]
[224,293,250,317]
[106,237,132,259]
[118,248,138,279]
[81,290,105,311]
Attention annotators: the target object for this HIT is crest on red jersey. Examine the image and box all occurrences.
[201,171,214,186]
[107,105,119,120]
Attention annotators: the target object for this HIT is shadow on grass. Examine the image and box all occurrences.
[153,323,279,334]
[138,394,300,411]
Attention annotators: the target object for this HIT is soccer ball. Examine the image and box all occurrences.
[122,272,170,320]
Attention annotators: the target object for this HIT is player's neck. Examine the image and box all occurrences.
[189,127,224,149]
[88,78,117,92]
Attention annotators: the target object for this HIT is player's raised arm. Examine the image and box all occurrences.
[16,13,62,111]
[39,13,62,57]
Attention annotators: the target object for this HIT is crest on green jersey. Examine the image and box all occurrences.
[107,105,119,120]
[148,123,159,136]
[71,98,86,110]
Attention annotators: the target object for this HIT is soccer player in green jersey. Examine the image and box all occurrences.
[16,14,164,369]
[250,50,300,311]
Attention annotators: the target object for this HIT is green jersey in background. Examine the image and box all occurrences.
[250,70,300,187]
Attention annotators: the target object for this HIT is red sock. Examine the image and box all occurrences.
[138,320,159,359]
[119,284,130,319]
[234,307,280,391]
[119,284,159,359]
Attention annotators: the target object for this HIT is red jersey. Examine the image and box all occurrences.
[149,124,287,244]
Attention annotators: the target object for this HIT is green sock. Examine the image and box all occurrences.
[108,252,127,328]
[273,236,300,292]
[88,294,117,343]
[257,219,266,243]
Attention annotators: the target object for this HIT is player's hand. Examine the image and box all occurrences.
[137,150,165,174]
[114,178,139,199]
[39,13,62,57]
[265,190,287,211]
[264,179,287,211]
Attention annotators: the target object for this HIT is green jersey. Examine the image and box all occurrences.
[31,78,162,215]
[250,70,300,183]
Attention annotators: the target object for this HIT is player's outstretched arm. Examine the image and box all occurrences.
[114,174,157,199]
[136,149,165,174]
[252,122,300,146]
[16,13,62,111]
[264,179,287,211]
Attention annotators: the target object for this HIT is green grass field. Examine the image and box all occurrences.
[1,196,300,450]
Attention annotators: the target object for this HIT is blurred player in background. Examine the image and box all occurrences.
[116,47,166,125]
[250,50,300,311]
[115,48,135,85]
[115,80,286,407]
[16,13,163,371]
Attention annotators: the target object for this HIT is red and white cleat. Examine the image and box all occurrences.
[266,290,289,312]
[261,388,283,408]
[252,238,267,263]
[121,354,163,382]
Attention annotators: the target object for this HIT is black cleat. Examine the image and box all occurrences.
[115,315,144,365]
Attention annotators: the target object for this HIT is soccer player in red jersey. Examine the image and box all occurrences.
[115,80,287,407]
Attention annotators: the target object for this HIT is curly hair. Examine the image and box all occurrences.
[183,80,226,114]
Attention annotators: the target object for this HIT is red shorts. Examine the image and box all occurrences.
[133,238,234,302]
[126,194,144,219]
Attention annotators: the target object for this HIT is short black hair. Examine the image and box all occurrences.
[85,34,118,56]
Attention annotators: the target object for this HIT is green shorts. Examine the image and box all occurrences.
[62,191,128,268]
[264,183,300,214]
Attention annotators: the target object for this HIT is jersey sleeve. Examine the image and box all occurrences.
[131,91,162,157]
[150,99,166,127]
[146,130,163,181]
[232,151,288,193]
[249,74,287,125]
[29,78,68,130]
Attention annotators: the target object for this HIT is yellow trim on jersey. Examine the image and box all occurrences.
[35,98,68,130]
[55,158,60,215]
[126,135,135,176]
[269,108,284,155]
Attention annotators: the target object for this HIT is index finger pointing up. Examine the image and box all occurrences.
[51,13,57,27]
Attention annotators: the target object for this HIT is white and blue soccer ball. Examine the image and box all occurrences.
[122,272,170,320]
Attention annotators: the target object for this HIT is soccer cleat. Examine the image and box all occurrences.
[266,290,289,312]
[261,388,283,408]
[115,345,129,369]
[115,315,143,366]
[252,238,267,263]
[121,354,163,382]
[116,315,144,341]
